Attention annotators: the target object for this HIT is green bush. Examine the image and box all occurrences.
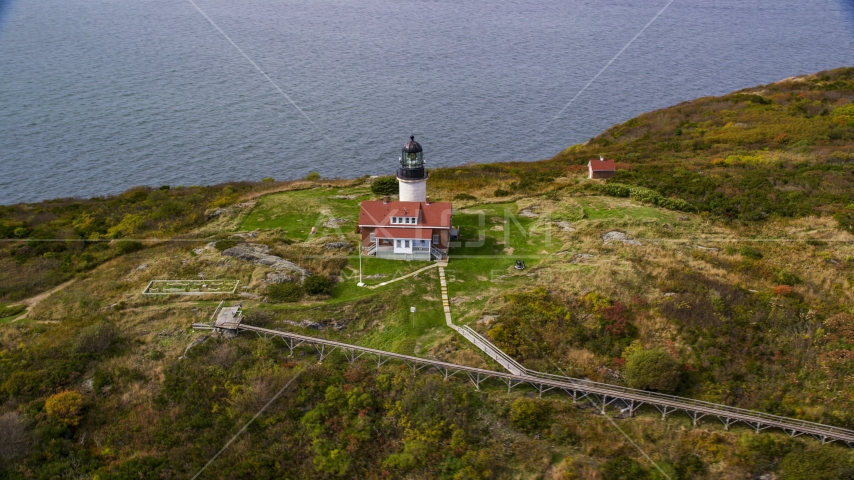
[604,184,631,197]
[602,183,693,212]
[214,240,238,251]
[738,245,763,259]
[625,348,681,394]
[303,275,336,296]
[115,240,143,254]
[304,172,321,181]
[74,323,119,354]
[776,269,802,286]
[778,446,854,480]
[509,398,546,432]
[454,193,477,201]
[600,456,647,480]
[371,176,399,196]
[494,189,511,197]
[0,304,27,319]
[265,283,303,303]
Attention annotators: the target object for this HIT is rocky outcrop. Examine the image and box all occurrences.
[323,218,349,228]
[265,272,293,284]
[602,231,642,246]
[325,242,353,251]
[221,243,311,276]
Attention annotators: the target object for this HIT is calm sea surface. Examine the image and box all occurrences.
[1,0,854,204]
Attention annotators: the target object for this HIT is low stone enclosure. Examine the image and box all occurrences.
[142,280,240,296]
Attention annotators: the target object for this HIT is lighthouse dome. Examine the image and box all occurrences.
[402,135,423,154]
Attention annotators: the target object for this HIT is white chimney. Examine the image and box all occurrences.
[600,156,604,161]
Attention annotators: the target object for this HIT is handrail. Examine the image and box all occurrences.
[457,325,854,439]
[236,324,854,443]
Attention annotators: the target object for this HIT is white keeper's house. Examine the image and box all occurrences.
[357,136,454,261]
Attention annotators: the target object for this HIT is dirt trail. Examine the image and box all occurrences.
[15,278,77,320]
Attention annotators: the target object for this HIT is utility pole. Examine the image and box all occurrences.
[357,246,365,287]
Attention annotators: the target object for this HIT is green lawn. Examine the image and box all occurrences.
[239,186,371,237]
[579,196,677,222]
[440,203,565,324]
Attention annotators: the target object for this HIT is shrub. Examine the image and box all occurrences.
[778,446,854,480]
[371,176,399,196]
[0,304,27,319]
[454,193,477,201]
[776,270,802,286]
[604,184,631,197]
[115,240,143,254]
[304,172,321,181]
[261,177,275,182]
[509,398,546,432]
[625,348,681,394]
[494,189,511,197]
[0,412,30,461]
[265,282,303,303]
[600,456,647,480]
[214,240,238,251]
[738,245,763,259]
[303,275,336,296]
[74,322,118,354]
[773,285,793,296]
[45,390,83,426]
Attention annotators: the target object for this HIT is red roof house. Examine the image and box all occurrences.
[358,199,454,261]
[588,156,616,179]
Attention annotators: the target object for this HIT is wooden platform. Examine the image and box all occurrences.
[214,306,243,330]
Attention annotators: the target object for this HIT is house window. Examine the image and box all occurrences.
[392,217,397,224]
[369,232,375,241]
[396,240,401,248]
[404,240,410,248]
[432,234,439,244]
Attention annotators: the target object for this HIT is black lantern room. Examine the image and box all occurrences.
[398,135,427,180]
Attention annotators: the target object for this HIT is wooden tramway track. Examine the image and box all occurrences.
[237,324,854,447]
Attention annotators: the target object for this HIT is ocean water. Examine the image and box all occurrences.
[1,0,853,205]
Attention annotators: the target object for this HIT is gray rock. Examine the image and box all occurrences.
[323,218,350,228]
[364,273,387,279]
[554,221,575,232]
[518,209,540,218]
[265,272,293,284]
[602,231,641,246]
[221,243,311,276]
[325,242,353,251]
[695,245,719,252]
[570,253,595,264]
[206,208,228,220]
[282,319,323,330]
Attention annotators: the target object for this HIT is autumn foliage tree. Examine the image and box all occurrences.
[44,390,83,426]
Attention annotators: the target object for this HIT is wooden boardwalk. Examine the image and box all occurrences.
[237,323,854,447]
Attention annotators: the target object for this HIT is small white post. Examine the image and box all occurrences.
[410,306,416,329]
[357,246,365,287]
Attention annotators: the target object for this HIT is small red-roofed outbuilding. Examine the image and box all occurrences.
[588,156,616,179]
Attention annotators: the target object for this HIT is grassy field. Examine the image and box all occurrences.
[239,185,370,237]
[5,69,854,479]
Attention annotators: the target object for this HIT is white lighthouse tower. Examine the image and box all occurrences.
[397,135,427,202]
